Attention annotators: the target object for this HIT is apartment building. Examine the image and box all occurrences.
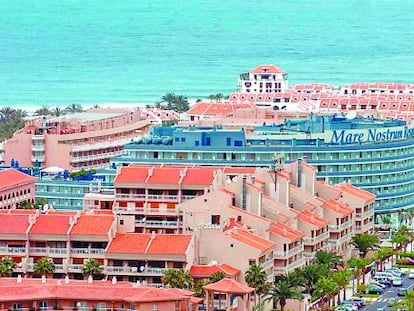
[0,168,36,209]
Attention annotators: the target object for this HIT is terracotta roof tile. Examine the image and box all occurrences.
[269,222,304,241]
[70,215,115,236]
[0,169,36,191]
[147,234,192,255]
[229,229,275,252]
[106,233,151,254]
[114,166,149,184]
[0,214,30,234]
[147,168,181,184]
[250,65,285,74]
[323,199,354,216]
[29,215,71,235]
[336,183,376,203]
[203,278,254,294]
[296,210,330,228]
[181,168,215,185]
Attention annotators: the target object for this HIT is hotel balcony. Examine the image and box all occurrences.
[355,221,374,233]
[274,244,304,259]
[71,138,132,153]
[303,231,329,245]
[328,220,353,232]
[67,264,83,273]
[29,247,68,257]
[105,266,166,276]
[31,155,45,162]
[0,246,26,255]
[26,263,67,273]
[113,205,180,215]
[328,231,353,248]
[0,194,32,207]
[70,248,106,258]
[71,151,124,163]
[115,193,197,203]
[32,135,44,141]
[274,256,305,275]
[135,220,181,228]
[31,145,44,152]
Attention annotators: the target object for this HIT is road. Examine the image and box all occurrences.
[363,275,414,311]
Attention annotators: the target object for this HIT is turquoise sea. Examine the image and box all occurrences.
[1,0,414,108]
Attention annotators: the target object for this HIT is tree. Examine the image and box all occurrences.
[158,93,190,112]
[315,250,343,268]
[34,105,51,116]
[52,107,65,117]
[266,280,301,311]
[314,277,338,307]
[34,257,55,276]
[0,257,16,277]
[194,279,210,298]
[332,269,351,302]
[162,268,193,289]
[83,258,103,278]
[245,264,271,303]
[348,257,370,285]
[350,234,379,257]
[0,106,16,121]
[374,247,392,271]
[296,264,327,296]
[210,271,225,283]
[65,103,84,114]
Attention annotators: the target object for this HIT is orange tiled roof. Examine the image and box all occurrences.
[251,64,285,74]
[269,222,304,241]
[147,167,181,184]
[336,183,376,203]
[203,278,254,294]
[29,215,71,235]
[323,199,354,216]
[0,214,30,234]
[106,233,151,254]
[114,166,150,184]
[70,214,115,236]
[229,228,275,252]
[190,263,240,277]
[295,210,330,228]
[146,234,192,255]
[181,168,215,185]
[0,169,36,191]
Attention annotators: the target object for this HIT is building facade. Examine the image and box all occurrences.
[237,65,289,93]
[0,169,37,209]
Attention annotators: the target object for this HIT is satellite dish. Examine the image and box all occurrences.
[346,111,357,120]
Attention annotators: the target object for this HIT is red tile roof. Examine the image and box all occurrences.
[269,222,304,241]
[251,65,285,74]
[0,169,36,191]
[29,215,71,235]
[70,215,115,236]
[147,167,181,184]
[114,166,150,184]
[147,234,192,255]
[0,278,192,303]
[0,214,30,234]
[189,264,240,278]
[107,233,192,255]
[295,210,330,228]
[323,199,354,216]
[181,168,215,185]
[336,183,376,203]
[106,233,151,254]
[229,229,275,252]
[203,278,254,294]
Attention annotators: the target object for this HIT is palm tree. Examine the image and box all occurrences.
[374,247,392,271]
[162,268,193,289]
[210,271,225,283]
[65,103,84,114]
[159,93,177,110]
[315,250,343,269]
[83,258,103,278]
[348,257,371,285]
[34,257,55,277]
[34,105,51,116]
[13,109,28,119]
[158,93,190,112]
[296,265,325,296]
[52,107,65,117]
[245,264,271,304]
[194,279,210,298]
[350,234,379,257]
[0,106,16,121]
[332,269,351,302]
[266,280,301,311]
[314,277,338,307]
[0,257,16,277]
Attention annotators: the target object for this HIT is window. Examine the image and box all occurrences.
[13,303,23,311]
[195,141,199,146]
[248,259,256,266]
[211,215,220,225]
[152,304,158,311]
[206,137,211,146]
[175,137,179,142]
[181,137,186,142]
[120,219,124,225]
[234,140,242,146]
[226,137,231,146]
[39,301,48,310]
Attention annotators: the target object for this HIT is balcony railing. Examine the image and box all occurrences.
[274,257,305,274]
[145,220,180,227]
[29,247,68,255]
[71,151,124,163]
[303,231,329,245]
[70,248,106,255]
[145,267,166,275]
[71,138,132,152]
[0,246,26,254]
[105,266,137,274]
[329,221,353,232]
[355,221,374,233]
[274,244,304,258]
[67,264,83,273]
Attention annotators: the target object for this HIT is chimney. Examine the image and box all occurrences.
[297,159,302,188]
[251,175,256,184]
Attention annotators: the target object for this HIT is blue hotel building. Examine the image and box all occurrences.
[111,114,414,217]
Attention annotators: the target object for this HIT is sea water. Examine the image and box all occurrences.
[0,0,413,110]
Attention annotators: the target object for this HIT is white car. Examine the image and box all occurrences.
[392,277,403,286]
[409,271,414,279]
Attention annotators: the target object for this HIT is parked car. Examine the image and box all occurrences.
[387,297,396,306]
[389,267,405,275]
[369,280,388,288]
[392,277,403,286]
[408,271,414,279]
[365,284,384,294]
[386,269,403,277]
[374,277,392,286]
[349,297,366,307]
[341,300,362,309]
[398,287,408,296]
[341,303,358,311]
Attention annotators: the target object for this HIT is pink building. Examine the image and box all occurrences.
[0,278,197,310]
[0,169,36,209]
[2,108,150,171]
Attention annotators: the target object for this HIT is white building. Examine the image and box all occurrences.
[237,64,288,93]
